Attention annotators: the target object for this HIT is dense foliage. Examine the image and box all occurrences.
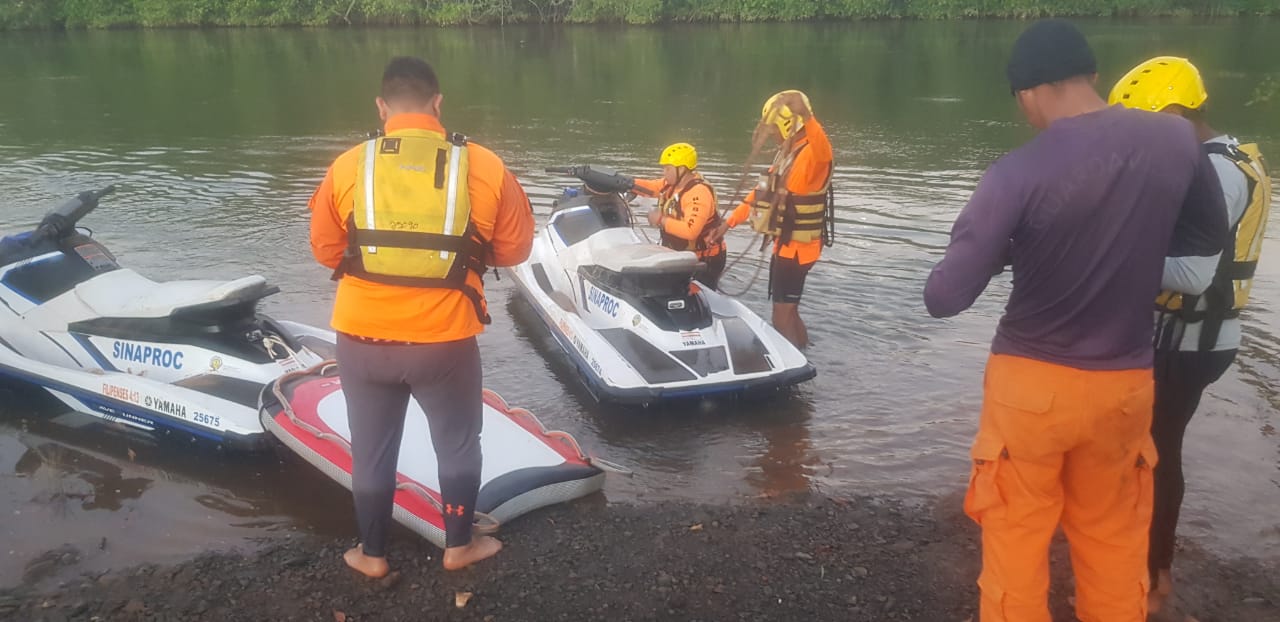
[3,0,1279,29]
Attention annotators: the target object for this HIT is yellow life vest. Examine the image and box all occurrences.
[338,129,491,323]
[1156,141,1271,350]
[747,134,833,246]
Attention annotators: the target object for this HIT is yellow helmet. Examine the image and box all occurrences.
[761,90,812,140]
[1108,56,1208,113]
[659,142,698,170]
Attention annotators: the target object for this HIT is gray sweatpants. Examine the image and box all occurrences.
[336,334,483,554]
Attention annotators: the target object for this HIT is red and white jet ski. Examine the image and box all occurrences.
[260,363,617,547]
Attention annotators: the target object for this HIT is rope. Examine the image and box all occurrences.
[502,401,633,477]
[395,480,502,535]
[263,334,303,368]
[705,121,797,299]
[269,362,351,452]
[716,240,770,298]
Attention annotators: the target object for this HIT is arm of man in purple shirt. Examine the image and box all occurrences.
[922,150,1228,320]
[923,163,1020,319]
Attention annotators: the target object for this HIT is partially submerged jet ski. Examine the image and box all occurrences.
[507,166,816,404]
[0,186,333,449]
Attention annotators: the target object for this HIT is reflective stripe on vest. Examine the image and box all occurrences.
[748,135,831,245]
[1156,141,1271,350]
[338,129,491,323]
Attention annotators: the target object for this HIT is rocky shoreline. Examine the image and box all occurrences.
[2,493,1276,621]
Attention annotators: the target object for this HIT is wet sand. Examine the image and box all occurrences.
[2,493,1275,622]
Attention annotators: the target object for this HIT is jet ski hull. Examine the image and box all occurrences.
[507,258,816,405]
[0,319,335,451]
[504,181,816,405]
[0,189,335,450]
[260,364,606,548]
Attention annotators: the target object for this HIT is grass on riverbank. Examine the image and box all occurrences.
[3,0,1280,30]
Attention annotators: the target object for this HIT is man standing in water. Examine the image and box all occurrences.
[1109,56,1272,615]
[632,143,728,289]
[923,21,1227,622]
[710,90,834,348]
[309,57,534,575]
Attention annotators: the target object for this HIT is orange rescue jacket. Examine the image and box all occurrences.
[309,113,534,343]
[727,118,833,265]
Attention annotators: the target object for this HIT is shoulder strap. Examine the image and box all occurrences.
[1204,141,1251,165]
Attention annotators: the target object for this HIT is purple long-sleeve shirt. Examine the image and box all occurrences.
[924,105,1228,370]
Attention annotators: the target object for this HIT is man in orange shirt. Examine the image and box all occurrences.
[632,142,728,289]
[710,90,833,348]
[309,57,534,576]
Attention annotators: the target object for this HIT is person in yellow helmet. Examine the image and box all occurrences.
[631,142,728,289]
[1110,56,1272,616]
[708,90,834,349]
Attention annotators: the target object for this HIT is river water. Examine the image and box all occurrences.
[1,20,1278,586]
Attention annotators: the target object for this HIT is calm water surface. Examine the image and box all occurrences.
[1,20,1278,586]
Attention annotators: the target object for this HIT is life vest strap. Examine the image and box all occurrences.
[1224,260,1257,280]
[1204,141,1253,165]
[352,229,484,253]
[333,211,493,324]
[338,270,491,325]
[789,194,826,206]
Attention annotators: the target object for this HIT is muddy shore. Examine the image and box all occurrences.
[1,493,1276,622]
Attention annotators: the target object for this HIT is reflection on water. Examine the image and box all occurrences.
[0,390,354,588]
[14,442,154,512]
[0,20,1277,584]
[748,399,821,498]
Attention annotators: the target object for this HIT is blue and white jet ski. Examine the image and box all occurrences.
[0,186,334,449]
[506,166,816,404]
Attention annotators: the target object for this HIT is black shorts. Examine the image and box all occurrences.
[699,249,727,290]
[769,255,814,304]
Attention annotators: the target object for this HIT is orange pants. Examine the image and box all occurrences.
[965,354,1157,622]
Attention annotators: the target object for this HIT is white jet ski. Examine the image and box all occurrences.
[0,186,334,449]
[507,166,816,404]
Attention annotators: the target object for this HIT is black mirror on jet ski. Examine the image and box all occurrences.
[545,165,635,195]
[35,184,117,241]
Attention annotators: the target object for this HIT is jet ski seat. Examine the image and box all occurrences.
[586,229,699,276]
[73,269,278,320]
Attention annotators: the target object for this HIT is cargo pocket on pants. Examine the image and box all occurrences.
[964,434,1009,526]
[1135,437,1157,614]
[1134,436,1157,532]
[977,575,1010,621]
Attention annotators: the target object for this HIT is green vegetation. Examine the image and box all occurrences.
[3,0,1279,29]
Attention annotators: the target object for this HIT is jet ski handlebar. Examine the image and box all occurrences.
[35,185,116,240]
[545,165,635,195]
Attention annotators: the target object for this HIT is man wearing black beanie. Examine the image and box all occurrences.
[925,19,1229,622]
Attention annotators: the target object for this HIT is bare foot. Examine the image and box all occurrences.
[343,544,390,579]
[442,536,503,571]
